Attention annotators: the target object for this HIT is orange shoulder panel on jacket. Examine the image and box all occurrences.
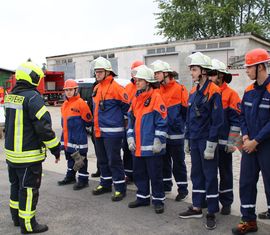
[190,86,197,95]
[78,98,92,122]
[181,84,189,107]
[153,91,167,119]
[245,83,254,92]
[204,82,221,100]
[266,83,270,93]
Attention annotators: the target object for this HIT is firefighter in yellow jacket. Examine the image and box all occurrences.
[4,61,61,234]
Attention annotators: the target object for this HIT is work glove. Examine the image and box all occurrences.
[204,141,217,160]
[50,142,61,160]
[127,137,136,151]
[71,151,85,171]
[184,139,190,154]
[225,126,241,153]
[153,138,163,154]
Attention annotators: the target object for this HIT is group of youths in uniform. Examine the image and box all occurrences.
[5,48,270,234]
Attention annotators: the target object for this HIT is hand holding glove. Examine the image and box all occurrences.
[204,141,217,160]
[127,137,136,151]
[71,151,85,171]
[153,138,163,154]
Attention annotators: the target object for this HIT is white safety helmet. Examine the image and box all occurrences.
[211,59,229,74]
[134,65,156,83]
[151,60,173,73]
[94,57,117,76]
[188,52,212,69]
[210,59,232,83]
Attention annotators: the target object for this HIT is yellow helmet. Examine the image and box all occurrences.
[15,62,44,86]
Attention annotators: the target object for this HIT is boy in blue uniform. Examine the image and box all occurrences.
[232,49,270,235]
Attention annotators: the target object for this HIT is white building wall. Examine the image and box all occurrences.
[73,55,93,78]
[115,49,146,79]
[46,34,269,93]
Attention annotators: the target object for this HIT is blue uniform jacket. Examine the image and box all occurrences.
[186,80,224,142]
[127,88,168,157]
[218,83,241,146]
[240,75,270,143]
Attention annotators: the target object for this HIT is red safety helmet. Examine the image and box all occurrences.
[131,60,144,70]
[63,79,78,89]
[245,48,270,67]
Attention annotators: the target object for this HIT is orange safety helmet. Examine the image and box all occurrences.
[244,48,270,67]
[63,79,78,89]
[131,60,144,70]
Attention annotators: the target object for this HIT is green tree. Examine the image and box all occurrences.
[155,0,270,40]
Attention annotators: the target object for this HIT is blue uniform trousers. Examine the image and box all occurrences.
[162,143,188,194]
[95,137,126,193]
[240,141,270,221]
[122,135,133,180]
[65,152,89,183]
[218,146,233,207]
[190,139,219,214]
[134,155,165,205]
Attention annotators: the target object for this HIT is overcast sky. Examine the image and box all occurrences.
[0,0,164,70]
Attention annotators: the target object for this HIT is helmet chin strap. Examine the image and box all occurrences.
[255,64,259,81]
[74,88,78,96]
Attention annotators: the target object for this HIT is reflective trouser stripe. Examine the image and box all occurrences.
[9,199,19,209]
[14,109,23,152]
[18,188,35,232]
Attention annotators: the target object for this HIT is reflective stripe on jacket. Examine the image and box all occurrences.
[159,80,188,145]
[127,88,168,157]
[218,83,241,145]
[61,94,92,154]
[4,87,59,165]
[240,76,270,143]
[93,75,129,138]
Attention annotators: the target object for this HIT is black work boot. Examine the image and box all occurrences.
[91,170,101,178]
[73,182,89,190]
[21,223,48,234]
[154,204,164,214]
[57,177,76,186]
[10,207,20,226]
[92,185,112,195]
[128,200,150,208]
[221,205,231,215]
[20,218,49,234]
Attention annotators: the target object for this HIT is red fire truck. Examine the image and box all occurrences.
[5,71,65,105]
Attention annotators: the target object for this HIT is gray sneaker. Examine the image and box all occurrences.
[179,206,203,219]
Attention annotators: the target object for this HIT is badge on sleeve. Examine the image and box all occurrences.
[86,113,91,120]
[160,104,166,112]
[123,93,128,101]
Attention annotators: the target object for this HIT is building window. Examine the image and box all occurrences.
[108,53,115,58]
[207,43,218,49]
[147,49,156,55]
[196,44,206,50]
[156,48,166,54]
[166,47,175,53]
[67,58,73,63]
[219,41,231,48]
